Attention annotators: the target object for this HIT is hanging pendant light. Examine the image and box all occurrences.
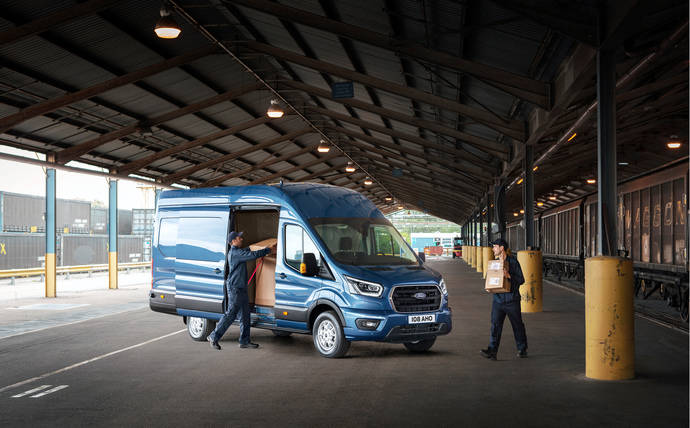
[317,140,330,153]
[266,99,284,118]
[154,4,181,39]
[385,196,392,201]
[364,177,373,186]
[345,162,356,173]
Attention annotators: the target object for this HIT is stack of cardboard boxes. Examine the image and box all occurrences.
[248,238,277,307]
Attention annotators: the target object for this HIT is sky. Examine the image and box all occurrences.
[0,146,156,209]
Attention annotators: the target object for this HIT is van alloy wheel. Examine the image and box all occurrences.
[312,311,350,358]
[317,319,337,352]
[186,316,215,341]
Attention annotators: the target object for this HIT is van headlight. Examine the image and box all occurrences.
[439,278,448,295]
[344,276,383,298]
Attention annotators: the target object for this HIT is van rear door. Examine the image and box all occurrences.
[174,208,229,314]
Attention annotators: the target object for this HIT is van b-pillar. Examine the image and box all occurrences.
[518,145,543,313]
[585,46,634,380]
[108,179,118,290]
[45,166,56,298]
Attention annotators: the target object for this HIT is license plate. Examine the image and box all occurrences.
[408,314,436,324]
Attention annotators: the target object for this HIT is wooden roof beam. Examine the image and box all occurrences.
[243,40,525,140]
[230,0,550,108]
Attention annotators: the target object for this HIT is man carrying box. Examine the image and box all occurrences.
[480,238,528,360]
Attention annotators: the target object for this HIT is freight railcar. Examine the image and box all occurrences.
[522,160,689,321]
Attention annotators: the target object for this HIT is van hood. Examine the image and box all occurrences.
[336,263,441,286]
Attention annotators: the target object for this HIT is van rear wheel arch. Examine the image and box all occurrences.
[308,300,346,330]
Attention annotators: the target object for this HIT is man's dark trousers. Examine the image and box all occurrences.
[489,299,527,352]
[208,287,250,345]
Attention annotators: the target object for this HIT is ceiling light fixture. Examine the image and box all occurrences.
[345,161,356,172]
[520,209,524,214]
[537,202,544,207]
[533,165,539,171]
[517,178,524,185]
[513,212,519,217]
[317,140,330,153]
[398,205,404,210]
[586,178,596,184]
[266,99,284,118]
[618,161,629,166]
[154,4,182,39]
[364,177,373,186]
[567,133,577,142]
[667,141,682,149]
[549,196,557,200]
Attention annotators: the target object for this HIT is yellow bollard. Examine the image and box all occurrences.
[585,256,634,380]
[45,253,56,298]
[109,251,118,290]
[518,250,543,312]
[475,246,483,273]
[470,246,476,268]
[482,247,493,279]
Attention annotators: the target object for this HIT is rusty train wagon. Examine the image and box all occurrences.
[510,159,689,322]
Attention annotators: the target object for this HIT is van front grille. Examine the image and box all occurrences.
[390,285,441,313]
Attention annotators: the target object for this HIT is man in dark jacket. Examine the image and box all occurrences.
[208,231,276,350]
[480,238,528,360]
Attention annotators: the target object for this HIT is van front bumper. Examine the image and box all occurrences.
[342,307,452,342]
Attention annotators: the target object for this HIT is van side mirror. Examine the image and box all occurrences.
[300,253,319,276]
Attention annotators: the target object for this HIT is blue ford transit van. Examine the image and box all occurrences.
[149,183,451,357]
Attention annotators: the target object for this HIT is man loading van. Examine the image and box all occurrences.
[480,238,528,360]
[207,231,277,350]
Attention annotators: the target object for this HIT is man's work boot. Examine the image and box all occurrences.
[517,349,528,358]
[480,348,497,360]
[208,336,221,350]
[239,342,259,349]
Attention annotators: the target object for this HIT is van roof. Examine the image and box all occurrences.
[157,182,385,219]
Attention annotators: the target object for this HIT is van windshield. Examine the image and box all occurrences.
[310,218,419,266]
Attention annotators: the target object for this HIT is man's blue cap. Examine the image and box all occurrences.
[490,238,508,249]
[228,231,244,241]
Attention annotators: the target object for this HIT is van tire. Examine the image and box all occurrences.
[187,317,215,341]
[312,311,350,358]
[403,337,436,353]
[271,330,292,337]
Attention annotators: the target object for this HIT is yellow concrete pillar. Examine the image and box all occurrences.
[463,246,467,262]
[585,256,634,380]
[475,246,483,273]
[518,250,543,312]
[109,252,118,290]
[45,253,56,298]
[482,247,493,279]
[470,246,476,268]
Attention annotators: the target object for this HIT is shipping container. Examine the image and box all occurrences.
[90,207,107,234]
[132,208,155,236]
[0,232,45,269]
[117,209,133,235]
[60,234,148,266]
[0,192,91,234]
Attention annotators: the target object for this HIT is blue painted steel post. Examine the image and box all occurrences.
[45,168,56,297]
[108,179,118,289]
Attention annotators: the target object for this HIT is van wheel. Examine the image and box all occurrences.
[403,337,436,353]
[271,330,292,337]
[187,317,215,341]
[313,311,350,358]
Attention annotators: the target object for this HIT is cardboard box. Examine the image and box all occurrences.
[248,238,277,307]
[484,259,511,293]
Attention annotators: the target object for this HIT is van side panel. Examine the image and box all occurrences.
[174,209,229,314]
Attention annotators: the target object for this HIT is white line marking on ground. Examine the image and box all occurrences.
[11,385,51,398]
[0,305,147,341]
[31,385,69,398]
[0,329,185,394]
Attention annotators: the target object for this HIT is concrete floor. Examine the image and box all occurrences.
[0,259,687,427]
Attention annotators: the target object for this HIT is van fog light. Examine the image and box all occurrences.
[355,318,381,330]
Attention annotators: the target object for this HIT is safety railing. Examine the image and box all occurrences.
[0,262,150,280]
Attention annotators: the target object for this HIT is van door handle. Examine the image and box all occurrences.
[279,273,287,279]
[214,268,222,274]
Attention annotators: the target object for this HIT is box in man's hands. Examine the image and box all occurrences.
[484,259,511,293]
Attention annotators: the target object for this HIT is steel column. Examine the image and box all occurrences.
[45,168,56,298]
[596,48,617,256]
[108,179,118,290]
[524,145,534,249]
[494,184,506,239]
[487,193,493,244]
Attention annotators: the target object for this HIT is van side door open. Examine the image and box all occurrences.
[174,210,229,314]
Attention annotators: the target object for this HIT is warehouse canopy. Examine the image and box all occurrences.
[0,0,687,223]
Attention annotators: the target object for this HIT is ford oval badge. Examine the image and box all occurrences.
[414,292,427,299]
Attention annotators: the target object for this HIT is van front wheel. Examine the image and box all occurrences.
[313,311,350,358]
[403,337,436,353]
[187,316,215,341]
